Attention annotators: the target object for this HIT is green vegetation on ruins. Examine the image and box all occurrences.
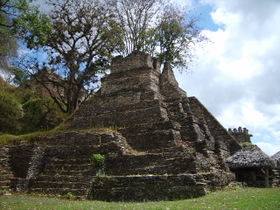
[0,77,66,135]
[0,187,280,210]
[0,126,119,145]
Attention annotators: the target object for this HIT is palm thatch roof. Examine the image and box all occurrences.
[226,145,275,170]
[272,151,280,168]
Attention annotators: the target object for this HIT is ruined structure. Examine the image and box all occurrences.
[226,145,275,187]
[0,51,243,201]
[228,127,252,144]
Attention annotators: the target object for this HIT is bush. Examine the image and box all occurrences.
[90,154,105,169]
[0,89,23,133]
[20,95,65,133]
[242,142,253,147]
[11,87,66,134]
[0,81,65,134]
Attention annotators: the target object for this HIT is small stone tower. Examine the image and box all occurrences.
[228,127,252,144]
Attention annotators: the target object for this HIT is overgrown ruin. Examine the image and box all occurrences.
[1,51,247,201]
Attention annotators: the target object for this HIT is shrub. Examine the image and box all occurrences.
[242,142,253,147]
[13,88,66,134]
[20,96,65,133]
[90,154,105,169]
[0,78,66,134]
[0,89,23,133]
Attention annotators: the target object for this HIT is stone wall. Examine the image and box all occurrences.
[89,174,206,201]
[228,127,252,144]
[9,145,35,178]
[188,97,241,156]
[0,147,15,192]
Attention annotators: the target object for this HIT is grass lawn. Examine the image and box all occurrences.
[0,187,280,210]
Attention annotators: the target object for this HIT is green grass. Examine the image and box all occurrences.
[0,134,21,145]
[0,127,119,145]
[0,187,280,209]
[0,130,63,145]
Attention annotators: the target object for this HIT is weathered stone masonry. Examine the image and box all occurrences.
[0,51,242,201]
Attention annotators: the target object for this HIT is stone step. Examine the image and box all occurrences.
[29,187,87,196]
[89,174,205,201]
[0,185,11,190]
[123,164,180,175]
[119,121,178,134]
[45,153,95,160]
[0,181,11,186]
[35,175,92,182]
[105,154,196,175]
[36,132,118,146]
[0,172,14,177]
[0,166,11,170]
[0,166,13,170]
[45,163,92,171]
[29,181,89,189]
[0,155,10,158]
[0,158,10,162]
[44,143,124,160]
[42,169,94,176]
[45,158,91,165]
[0,162,11,166]
[45,148,100,159]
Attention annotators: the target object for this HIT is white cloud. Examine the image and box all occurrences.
[171,0,192,7]
[177,0,280,155]
[256,142,280,156]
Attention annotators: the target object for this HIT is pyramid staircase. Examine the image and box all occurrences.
[23,131,129,199]
[28,149,94,198]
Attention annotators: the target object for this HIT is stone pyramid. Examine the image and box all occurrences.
[0,51,242,201]
[71,51,240,154]
[68,51,241,200]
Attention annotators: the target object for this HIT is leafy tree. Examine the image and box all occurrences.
[0,0,20,72]
[0,77,65,134]
[109,0,163,55]
[0,0,50,72]
[156,7,201,69]
[19,0,122,113]
[0,82,23,133]
[8,66,29,86]
[16,88,65,133]
[110,0,202,68]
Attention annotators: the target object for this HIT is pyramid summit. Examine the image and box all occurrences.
[70,51,241,153]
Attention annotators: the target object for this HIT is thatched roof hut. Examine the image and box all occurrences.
[226,145,275,170]
[226,145,275,187]
[272,151,280,168]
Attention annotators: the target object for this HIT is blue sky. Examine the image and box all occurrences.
[191,1,219,31]
[174,0,280,155]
